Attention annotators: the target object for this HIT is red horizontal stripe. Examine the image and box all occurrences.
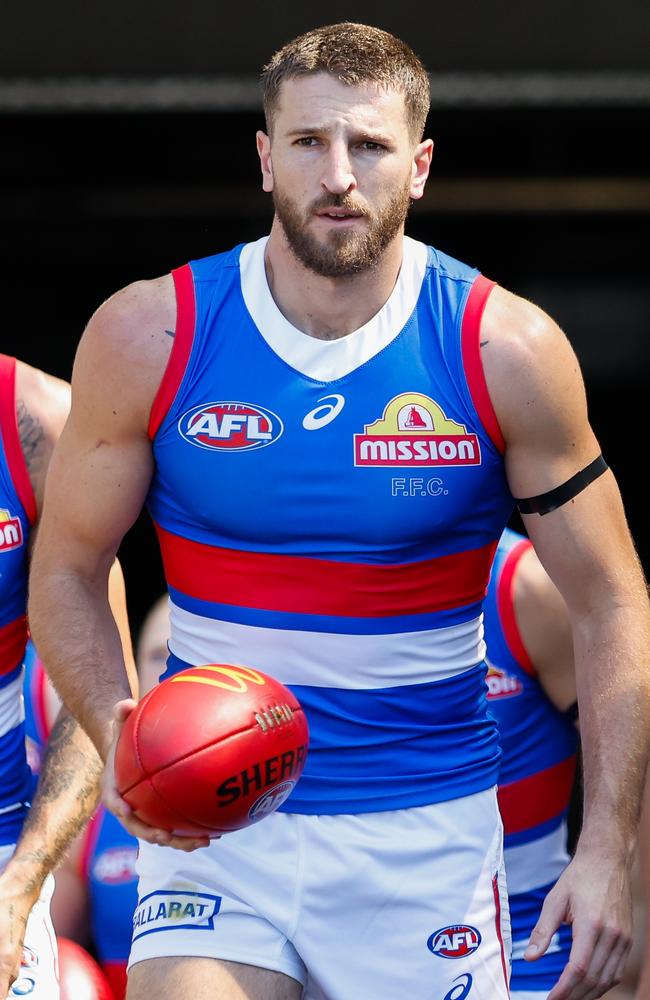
[0,615,28,675]
[155,524,498,618]
[498,755,577,835]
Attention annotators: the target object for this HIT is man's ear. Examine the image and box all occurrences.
[410,138,434,201]
[257,131,274,193]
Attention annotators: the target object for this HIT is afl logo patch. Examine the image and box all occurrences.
[179,401,283,452]
[427,925,482,958]
[248,780,296,820]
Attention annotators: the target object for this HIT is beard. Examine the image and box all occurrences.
[273,178,412,279]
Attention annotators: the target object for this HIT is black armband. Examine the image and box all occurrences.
[516,455,608,516]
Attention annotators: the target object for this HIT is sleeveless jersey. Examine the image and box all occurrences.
[80,806,138,1000]
[147,235,514,814]
[0,354,37,844]
[485,528,579,992]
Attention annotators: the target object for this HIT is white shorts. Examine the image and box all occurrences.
[130,786,510,1000]
[0,846,58,1000]
[510,994,548,1000]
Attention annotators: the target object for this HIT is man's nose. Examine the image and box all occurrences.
[321,142,357,195]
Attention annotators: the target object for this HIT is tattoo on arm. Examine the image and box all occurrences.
[16,400,45,474]
[480,340,490,348]
[12,713,102,893]
[165,329,176,339]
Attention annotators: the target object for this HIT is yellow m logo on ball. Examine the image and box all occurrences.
[171,664,267,693]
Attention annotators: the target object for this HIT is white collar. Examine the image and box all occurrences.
[239,235,427,382]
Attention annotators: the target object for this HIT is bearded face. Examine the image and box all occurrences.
[272,177,412,278]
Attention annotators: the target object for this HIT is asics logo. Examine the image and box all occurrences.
[442,974,473,1000]
[302,394,345,430]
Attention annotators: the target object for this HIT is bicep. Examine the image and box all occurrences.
[38,414,153,578]
[483,288,640,615]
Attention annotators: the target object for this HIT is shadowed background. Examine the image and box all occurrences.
[1,0,648,635]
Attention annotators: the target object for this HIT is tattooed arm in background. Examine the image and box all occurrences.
[0,360,136,995]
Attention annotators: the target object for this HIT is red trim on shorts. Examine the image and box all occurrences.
[147,266,196,440]
[78,808,104,882]
[0,354,37,525]
[460,276,505,455]
[497,754,577,835]
[497,538,536,677]
[492,873,511,997]
[156,522,498,617]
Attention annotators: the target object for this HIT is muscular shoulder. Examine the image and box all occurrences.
[480,286,584,426]
[15,361,71,513]
[73,274,176,433]
[480,284,599,497]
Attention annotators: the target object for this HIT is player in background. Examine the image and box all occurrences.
[0,355,136,998]
[29,22,650,1000]
[486,528,578,997]
[23,640,62,779]
[487,530,650,1000]
[50,595,169,999]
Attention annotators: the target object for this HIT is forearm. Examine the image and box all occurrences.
[29,568,135,757]
[575,598,650,858]
[0,710,101,903]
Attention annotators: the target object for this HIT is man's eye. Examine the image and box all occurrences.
[295,137,319,146]
[360,141,385,152]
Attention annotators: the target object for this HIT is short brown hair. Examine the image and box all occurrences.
[261,22,430,141]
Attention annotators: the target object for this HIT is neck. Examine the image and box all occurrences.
[263,218,405,341]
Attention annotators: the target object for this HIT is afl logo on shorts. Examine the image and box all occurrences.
[179,401,283,453]
[427,925,481,959]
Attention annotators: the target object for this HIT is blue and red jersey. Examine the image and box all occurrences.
[146,235,515,815]
[486,528,579,991]
[0,354,37,846]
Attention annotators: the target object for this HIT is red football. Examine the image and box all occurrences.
[114,664,309,836]
[57,938,114,1000]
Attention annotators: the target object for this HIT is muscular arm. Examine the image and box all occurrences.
[28,277,174,758]
[483,287,650,998]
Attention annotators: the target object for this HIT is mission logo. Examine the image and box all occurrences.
[178,401,283,452]
[0,508,23,553]
[354,393,481,467]
[485,663,523,699]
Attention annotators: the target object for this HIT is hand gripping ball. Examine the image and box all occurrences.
[114,664,309,836]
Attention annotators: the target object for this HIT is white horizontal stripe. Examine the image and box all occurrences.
[169,602,485,690]
[0,670,25,739]
[239,236,427,382]
[511,932,562,963]
[504,822,570,896]
[0,801,24,816]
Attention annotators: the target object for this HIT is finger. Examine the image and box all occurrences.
[525,885,567,961]
[113,809,210,851]
[114,698,137,723]
[546,921,599,999]
[598,937,630,993]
